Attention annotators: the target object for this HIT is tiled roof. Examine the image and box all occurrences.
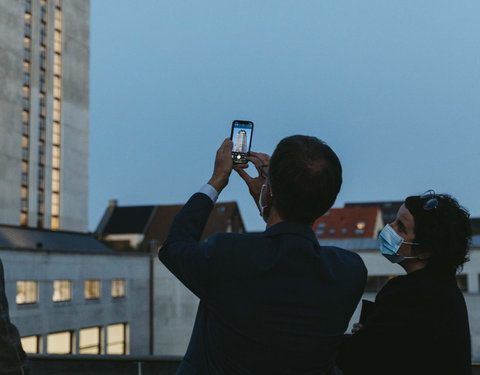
[97,201,245,245]
[144,201,244,244]
[102,205,156,234]
[0,225,113,253]
[313,206,382,239]
[345,201,403,225]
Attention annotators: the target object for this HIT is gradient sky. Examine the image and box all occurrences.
[89,0,480,233]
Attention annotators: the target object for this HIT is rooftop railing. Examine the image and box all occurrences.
[27,355,480,375]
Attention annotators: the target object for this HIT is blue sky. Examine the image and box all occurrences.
[89,0,480,232]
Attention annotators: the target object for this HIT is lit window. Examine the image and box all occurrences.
[79,327,101,354]
[47,331,72,354]
[52,193,59,205]
[20,212,28,226]
[106,323,128,355]
[54,8,63,30]
[85,280,101,299]
[112,279,126,298]
[54,30,62,52]
[16,281,38,304]
[355,221,366,235]
[54,58,62,76]
[21,335,40,354]
[53,280,71,302]
[51,217,59,230]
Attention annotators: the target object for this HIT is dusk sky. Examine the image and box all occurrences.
[89,0,480,233]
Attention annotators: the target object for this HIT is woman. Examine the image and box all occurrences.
[336,191,472,375]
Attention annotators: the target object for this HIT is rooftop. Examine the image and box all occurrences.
[0,225,113,253]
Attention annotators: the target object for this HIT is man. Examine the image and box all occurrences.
[159,135,367,374]
[0,258,29,375]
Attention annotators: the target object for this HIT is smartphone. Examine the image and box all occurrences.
[230,120,254,164]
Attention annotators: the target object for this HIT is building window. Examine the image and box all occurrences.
[328,228,336,235]
[364,275,396,293]
[47,331,72,354]
[341,228,348,234]
[85,280,101,299]
[315,223,326,237]
[40,49,46,70]
[112,279,126,298]
[40,4,47,23]
[106,323,128,355]
[456,274,468,292]
[21,335,41,354]
[16,281,38,304]
[53,280,72,302]
[355,222,366,235]
[79,327,102,354]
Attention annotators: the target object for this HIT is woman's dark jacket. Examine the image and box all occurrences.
[336,267,471,375]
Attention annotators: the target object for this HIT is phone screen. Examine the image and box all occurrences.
[231,120,254,164]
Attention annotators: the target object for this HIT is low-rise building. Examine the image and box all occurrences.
[95,199,246,355]
[313,206,384,239]
[1,225,151,355]
[95,199,246,251]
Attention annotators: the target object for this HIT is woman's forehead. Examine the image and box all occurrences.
[397,204,415,226]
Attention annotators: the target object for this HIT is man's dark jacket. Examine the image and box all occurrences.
[159,193,367,375]
[336,267,472,375]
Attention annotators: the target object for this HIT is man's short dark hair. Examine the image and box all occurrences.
[405,194,471,274]
[269,135,342,225]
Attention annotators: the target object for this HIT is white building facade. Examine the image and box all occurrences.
[0,0,89,232]
[1,227,151,355]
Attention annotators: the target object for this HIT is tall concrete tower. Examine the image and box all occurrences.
[0,0,89,232]
[234,130,247,153]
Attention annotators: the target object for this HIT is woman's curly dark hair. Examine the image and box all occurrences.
[404,193,471,275]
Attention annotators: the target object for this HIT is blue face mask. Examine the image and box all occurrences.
[379,224,419,263]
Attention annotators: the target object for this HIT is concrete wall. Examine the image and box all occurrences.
[0,0,23,226]
[153,261,198,355]
[60,0,89,232]
[1,248,150,355]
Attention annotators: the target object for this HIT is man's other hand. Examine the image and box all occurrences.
[234,151,271,210]
[208,138,234,194]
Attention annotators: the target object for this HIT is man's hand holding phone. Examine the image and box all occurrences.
[208,138,234,194]
[234,151,271,210]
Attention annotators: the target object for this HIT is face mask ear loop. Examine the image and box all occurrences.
[403,241,420,246]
